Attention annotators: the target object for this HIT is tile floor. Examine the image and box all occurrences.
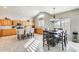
[0,34,79,52]
[0,35,27,52]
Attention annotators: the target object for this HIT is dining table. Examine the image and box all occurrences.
[43,29,67,51]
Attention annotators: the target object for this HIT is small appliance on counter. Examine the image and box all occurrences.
[72,32,78,43]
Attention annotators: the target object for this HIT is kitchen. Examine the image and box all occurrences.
[0,6,79,52]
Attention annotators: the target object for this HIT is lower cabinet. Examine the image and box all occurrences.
[35,28,43,35]
[0,29,16,37]
[0,30,2,37]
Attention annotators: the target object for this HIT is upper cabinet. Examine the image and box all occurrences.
[12,20,21,26]
[0,19,12,26]
[0,19,27,26]
[0,20,1,26]
[32,19,35,26]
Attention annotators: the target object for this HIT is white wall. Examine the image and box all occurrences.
[56,8,79,41]
[34,12,54,30]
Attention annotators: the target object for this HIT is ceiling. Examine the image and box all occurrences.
[0,6,78,20]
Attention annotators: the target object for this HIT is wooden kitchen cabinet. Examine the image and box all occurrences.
[0,19,12,26]
[1,29,16,36]
[0,30,2,37]
[10,29,16,35]
[0,20,1,26]
[32,19,35,26]
[0,29,16,37]
[35,28,43,35]
[0,19,17,37]
[12,20,21,26]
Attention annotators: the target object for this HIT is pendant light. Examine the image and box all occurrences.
[53,8,55,19]
[50,8,59,23]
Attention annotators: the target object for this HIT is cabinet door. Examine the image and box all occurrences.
[7,20,12,26]
[2,29,10,36]
[0,20,1,26]
[0,30,2,37]
[1,20,12,26]
[2,29,16,36]
[12,20,21,26]
[35,28,43,35]
[10,29,16,35]
[32,19,35,26]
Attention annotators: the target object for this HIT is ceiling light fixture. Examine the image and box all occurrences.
[53,8,55,19]
[50,8,59,23]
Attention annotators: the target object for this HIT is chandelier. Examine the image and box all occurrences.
[50,8,59,23]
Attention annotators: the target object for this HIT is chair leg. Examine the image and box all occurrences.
[48,44,50,50]
[43,35,44,47]
[17,34,19,39]
[47,40,50,50]
[62,39,64,51]
[64,36,67,48]
[43,39,44,47]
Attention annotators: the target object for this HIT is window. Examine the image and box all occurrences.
[38,20,44,27]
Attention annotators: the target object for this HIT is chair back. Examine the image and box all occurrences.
[30,28,34,33]
[18,29,24,35]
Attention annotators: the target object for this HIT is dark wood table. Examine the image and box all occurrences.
[43,30,67,51]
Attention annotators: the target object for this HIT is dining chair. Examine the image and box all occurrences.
[62,31,67,51]
[16,29,25,40]
[30,28,34,37]
[25,27,31,38]
[43,31,52,50]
